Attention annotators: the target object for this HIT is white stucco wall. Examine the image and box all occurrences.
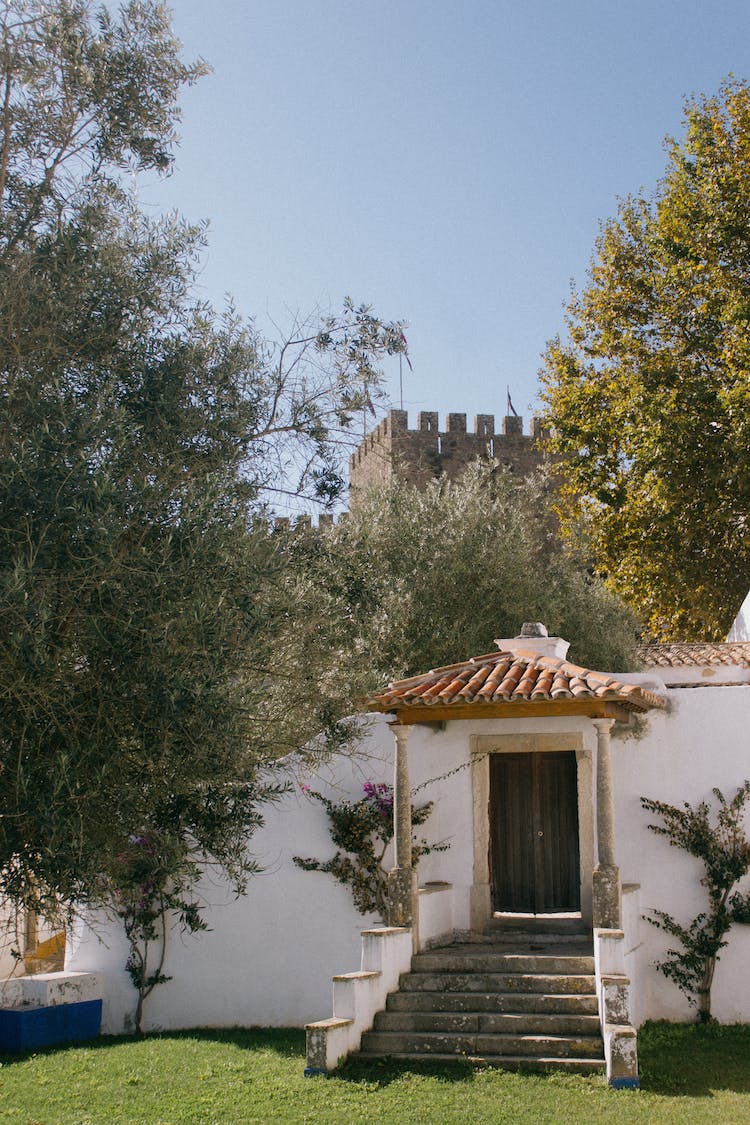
[66,712,490,1034]
[612,685,750,1024]
[67,722,393,1034]
[66,684,750,1033]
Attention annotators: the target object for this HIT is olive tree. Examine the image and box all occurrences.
[0,1,404,945]
[282,464,641,708]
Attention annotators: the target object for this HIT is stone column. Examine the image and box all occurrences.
[386,724,418,938]
[592,718,621,928]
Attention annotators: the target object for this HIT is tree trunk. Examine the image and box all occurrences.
[697,944,719,1022]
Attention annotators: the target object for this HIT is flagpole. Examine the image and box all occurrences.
[398,331,412,411]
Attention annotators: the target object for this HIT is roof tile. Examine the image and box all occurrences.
[638,642,750,668]
[459,663,492,698]
[367,647,666,715]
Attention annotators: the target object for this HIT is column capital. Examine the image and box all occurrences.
[592,717,616,735]
[392,723,411,748]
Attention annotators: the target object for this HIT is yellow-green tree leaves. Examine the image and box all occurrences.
[541,80,750,640]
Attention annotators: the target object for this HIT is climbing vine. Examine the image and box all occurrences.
[641,782,750,1022]
[110,836,207,1034]
[293,782,447,920]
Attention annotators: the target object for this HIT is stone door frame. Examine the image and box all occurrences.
[469,731,594,932]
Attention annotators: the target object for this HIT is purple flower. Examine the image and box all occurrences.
[363,781,394,816]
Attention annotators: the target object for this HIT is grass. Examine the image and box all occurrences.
[1,1022,749,1124]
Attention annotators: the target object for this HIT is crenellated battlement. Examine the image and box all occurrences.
[273,512,344,532]
[348,409,549,506]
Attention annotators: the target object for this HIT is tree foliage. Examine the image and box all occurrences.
[641,783,750,1022]
[541,79,750,640]
[282,463,640,700]
[0,0,405,941]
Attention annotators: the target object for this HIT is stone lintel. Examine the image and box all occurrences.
[359,927,410,937]
[595,929,625,941]
[331,971,380,982]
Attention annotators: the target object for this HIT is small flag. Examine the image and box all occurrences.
[506,386,519,417]
[400,331,413,371]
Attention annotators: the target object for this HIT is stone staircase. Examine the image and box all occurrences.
[358,921,605,1073]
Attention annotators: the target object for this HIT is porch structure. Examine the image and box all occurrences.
[308,624,666,1085]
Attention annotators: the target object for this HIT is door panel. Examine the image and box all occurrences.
[490,753,535,911]
[535,751,580,910]
[490,751,580,913]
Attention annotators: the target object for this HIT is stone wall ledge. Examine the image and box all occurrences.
[0,971,104,1010]
[306,925,414,1073]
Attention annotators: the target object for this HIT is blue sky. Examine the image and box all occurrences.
[145,1,750,434]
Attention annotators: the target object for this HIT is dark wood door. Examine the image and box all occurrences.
[490,751,580,913]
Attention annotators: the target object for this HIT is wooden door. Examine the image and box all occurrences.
[490,751,580,913]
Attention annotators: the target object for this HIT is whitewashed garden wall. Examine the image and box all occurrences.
[66,677,750,1033]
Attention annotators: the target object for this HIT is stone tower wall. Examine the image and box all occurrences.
[348,409,549,507]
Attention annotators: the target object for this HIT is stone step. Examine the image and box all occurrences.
[399,971,596,995]
[386,989,600,1015]
[486,914,589,937]
[355,1050,605,1075]
[474,927,593,945]
[457,935,594,949]
[413,951,594,975]
[373,1010,602,1036]
[360,1029,604,1060]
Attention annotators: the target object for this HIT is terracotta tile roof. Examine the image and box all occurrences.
[638,642,750,668]
[367,648,666,715]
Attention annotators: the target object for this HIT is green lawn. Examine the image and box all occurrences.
[1,1022,749,1124]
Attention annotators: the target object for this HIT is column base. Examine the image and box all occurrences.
[470,882,492,934]
[386,867,418,930]
[593,864,622,929]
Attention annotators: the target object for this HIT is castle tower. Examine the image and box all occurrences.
[348,409,549,509]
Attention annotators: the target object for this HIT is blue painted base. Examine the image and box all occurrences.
[609,1076,640,1089]
[0,1000,102,1052]
[304,1066,328,1078]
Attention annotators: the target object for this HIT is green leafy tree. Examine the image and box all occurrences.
[282,463,640,700]
[641,783,750,1022]
[0,0,404,971]
[541,79,750,640]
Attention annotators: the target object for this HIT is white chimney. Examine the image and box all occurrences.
[494,622,570,661]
